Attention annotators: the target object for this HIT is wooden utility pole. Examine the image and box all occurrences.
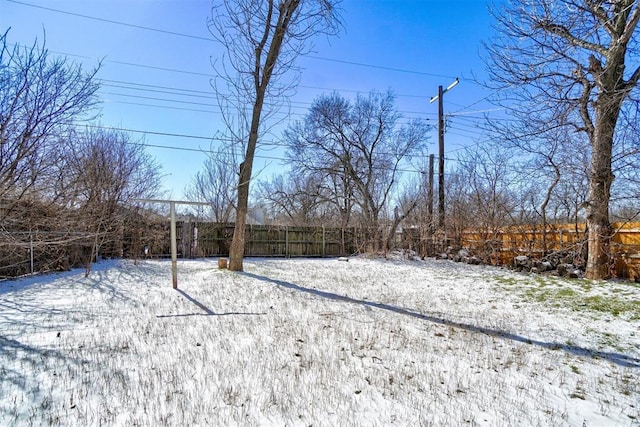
[437,85,445,229]
[427,154,435,256]
[429,78,459,231]
[427,154,434,230]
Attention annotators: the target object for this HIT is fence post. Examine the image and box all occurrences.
[322,225,326,257]
[30,233,34,275]
[285,226,289,258]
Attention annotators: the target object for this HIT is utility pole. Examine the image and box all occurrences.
[427,154,434,256]
[429,78,459,230]
[427,154,434,231]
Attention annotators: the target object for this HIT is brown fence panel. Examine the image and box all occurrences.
[245,225,287,257]
[458,222,640,279]
[164,222,355,259]
[612,223,640,280]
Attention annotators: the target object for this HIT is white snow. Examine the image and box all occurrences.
[1,256,638,426]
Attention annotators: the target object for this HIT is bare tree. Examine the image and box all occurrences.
[491,118,590,253]
[63,127,162,275]
[609,102,640,221]
[285,91,429,251]
[185,146,237,223]
[448,144,520,263]
[485,0,640,279]
[0,32,100,276]
[209,0,341,271]
[0,31,99,211]
[257,172,332,225]
[383,182,420,255]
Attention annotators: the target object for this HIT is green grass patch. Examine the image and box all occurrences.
[581,295,639,317]
[493,275,640,320]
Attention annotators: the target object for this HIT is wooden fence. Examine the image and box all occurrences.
[131,222,359,259]
[457,222,640,279]
[126,219,640,279]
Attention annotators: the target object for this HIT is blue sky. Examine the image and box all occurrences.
[2,0,500,199]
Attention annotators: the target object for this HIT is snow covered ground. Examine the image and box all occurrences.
[0,256,638,426]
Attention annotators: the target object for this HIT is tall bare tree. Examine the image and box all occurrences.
[285,91,429,251]
[448,144,521,263]
[485,0,640,279]
[209,0,341,271]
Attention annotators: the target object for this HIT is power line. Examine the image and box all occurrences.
[97,59,439,102]
[305,55,459,80]
[5,4,497,163]
[6,1,496,152]
[7,0,217,42]
[449,108,505,117]
[7,0,466,82]
[101,83,217,100]
[104,100,217,115]
[100,91,215,108]
[35,45,440,103]
[12,41,484,122]
[100,79,212,95]
[84,124,217,142]
[82,123,447,173]
[127,141,430,175]
[99,89,434,118]
[100,95,432,127]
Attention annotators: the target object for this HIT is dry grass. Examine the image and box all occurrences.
[1,257,638,426]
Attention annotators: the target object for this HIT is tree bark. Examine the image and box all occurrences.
[584,34,628,279]
[229,90,264,271]
[229,162,252,271]
[585,106,618,279]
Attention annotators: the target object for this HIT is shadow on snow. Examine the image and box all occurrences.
[0,334,90,397]
[156,288,266,318]
[241,271,640,369]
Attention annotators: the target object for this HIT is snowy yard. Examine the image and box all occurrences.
[1,256,638,426]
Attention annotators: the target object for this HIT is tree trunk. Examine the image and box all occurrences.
[228,162,250,271]
[584,142,614,279]
[585,107,617,280]
[229,131,258,271]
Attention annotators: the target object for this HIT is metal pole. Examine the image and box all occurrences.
[170,201,177,289]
